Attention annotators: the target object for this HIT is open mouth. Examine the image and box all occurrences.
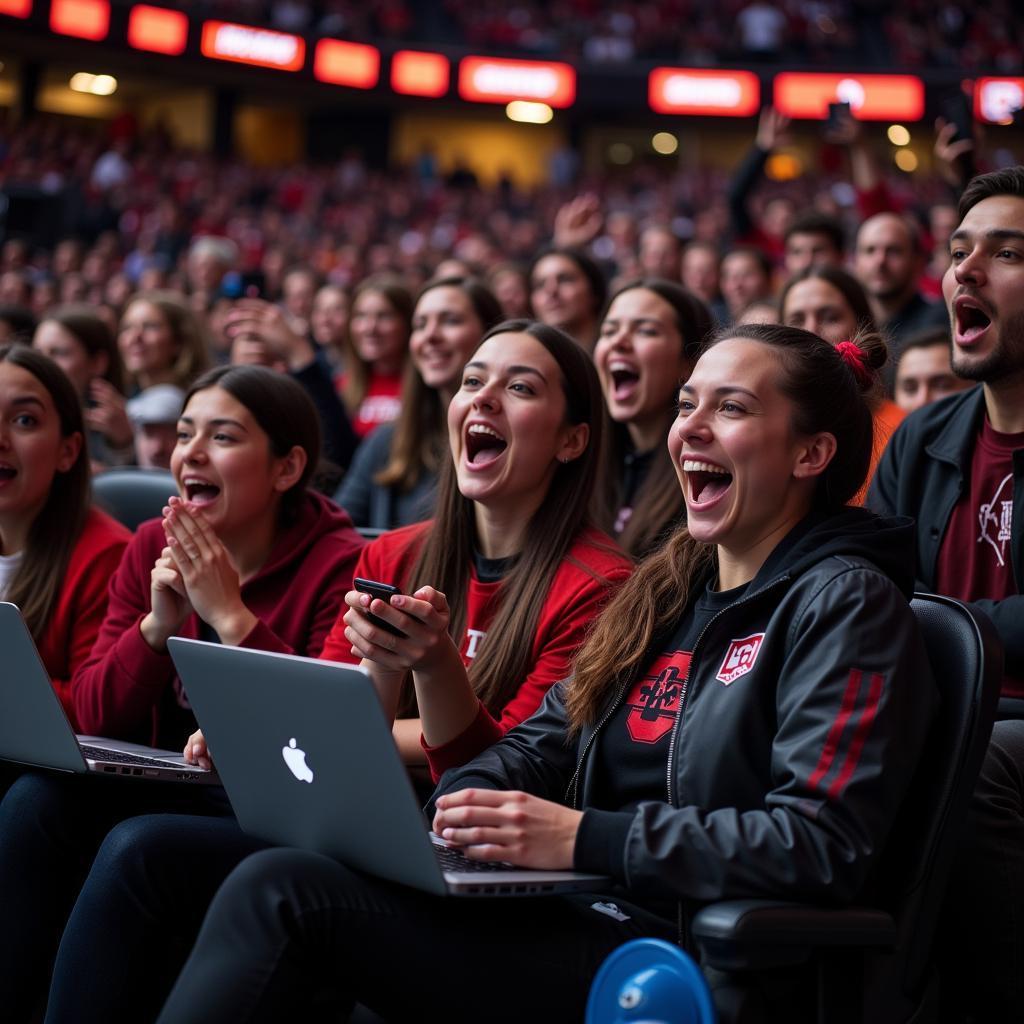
[0,464,16,483]
[465,423,508,466]
[182,477,221,505]
[683,459,732,505]
[955,298,993,344]
[609,363,640,401]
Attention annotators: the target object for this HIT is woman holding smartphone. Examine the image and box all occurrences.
[152,323,936,1023]
[324,318,633,771]
[0,365,365,1021]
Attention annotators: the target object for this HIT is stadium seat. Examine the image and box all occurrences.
[93,468,177,531]
[690,593,1002,1024]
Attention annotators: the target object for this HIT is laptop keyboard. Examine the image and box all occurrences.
[80,745,195,769]
[433,841,514,873]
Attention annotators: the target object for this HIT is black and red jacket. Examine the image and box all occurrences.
[432,508,938,927]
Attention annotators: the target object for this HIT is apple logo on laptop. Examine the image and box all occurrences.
[282,738,314,783]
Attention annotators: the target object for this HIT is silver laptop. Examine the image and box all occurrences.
[0,602,217,784]
[168,637,609,897]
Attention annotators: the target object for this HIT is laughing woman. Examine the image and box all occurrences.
[154,323,937,1024]
[324,318,633,772]
[0,344,129,722]
[594,279,713,558]
[0,365,365,1022]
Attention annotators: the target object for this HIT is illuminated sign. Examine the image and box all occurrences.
[774,72,925,121]
[200,21,304,72]
[50,0,109,40]
[391,50,449,98]
[312,39,379,89]
[127,5,188,55]
[649,68,760,117]
[458,56,575,107]
[0,0,31,18]
[975,78,1024,124]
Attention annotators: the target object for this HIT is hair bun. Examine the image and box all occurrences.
[838,330,888,394]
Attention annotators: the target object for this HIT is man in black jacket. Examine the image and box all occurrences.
[868,165,1024,1018]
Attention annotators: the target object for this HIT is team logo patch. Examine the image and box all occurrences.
[716,633,765,685]
[624,651,691,744]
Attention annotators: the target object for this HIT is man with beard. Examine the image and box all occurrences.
[868,166,1024,1018]
[853,212,947,370]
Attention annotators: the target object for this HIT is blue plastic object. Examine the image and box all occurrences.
[585,938,716,1024]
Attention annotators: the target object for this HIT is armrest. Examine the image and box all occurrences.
[692,900,896,972]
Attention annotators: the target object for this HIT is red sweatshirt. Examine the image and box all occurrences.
[319,521,633,779]
[72,491,365,746]
[36,507,131,727]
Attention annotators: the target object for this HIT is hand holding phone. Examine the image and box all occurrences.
[354,578,407,638]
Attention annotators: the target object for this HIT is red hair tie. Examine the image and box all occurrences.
[834,340,872,386]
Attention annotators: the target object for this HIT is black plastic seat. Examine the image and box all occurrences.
[93,467,177,531]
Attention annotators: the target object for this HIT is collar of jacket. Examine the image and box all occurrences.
[924,385,989,471]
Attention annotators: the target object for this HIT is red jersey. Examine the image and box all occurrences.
[319,521,634,777]
[935,415,1023,695]
[340,372,403,439]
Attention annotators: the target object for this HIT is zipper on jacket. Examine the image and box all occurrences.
[564,678,630,808]
[664,575,790,806]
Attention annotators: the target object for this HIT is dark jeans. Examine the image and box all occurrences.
[0,772,230,1023]
[156,847,677,1024]
[942,718,1024,1021]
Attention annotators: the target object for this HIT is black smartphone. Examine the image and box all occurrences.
[940,89,976,181]
[354,577,407,638]
[219,270,266,300]
[826,101,852,133]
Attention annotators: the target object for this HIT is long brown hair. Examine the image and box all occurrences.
[397,319,610,718]
[567,322,885,734]
[340,276,413,416]
[42,304,126,394]
[122,291,211,392]
[595,279,714,558]
[374,277,503,493]
[1,345,91,640]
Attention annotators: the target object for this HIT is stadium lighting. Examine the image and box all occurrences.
[887,124,911,146]
[69,72,118,95]
[895,149,918,172]
[652,132,678,155]
[975,78,1024,124]
[506,101,553,124]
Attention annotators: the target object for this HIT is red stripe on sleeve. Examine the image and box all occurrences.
[807,668,862,793]
[827,672,885,800]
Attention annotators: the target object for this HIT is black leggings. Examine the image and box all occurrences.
[155,846,676,1024]
[0,772,231,1023]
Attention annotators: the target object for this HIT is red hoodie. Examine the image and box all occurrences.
[72,491,365,746]
[319,521,633,779]
[37,506,131,725]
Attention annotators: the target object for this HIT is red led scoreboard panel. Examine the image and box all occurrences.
[649,68,760,117]
[127,5,188,56]
[200,21,305,72]
[50,0,109,40]
[313,39,380,89]
[774,72,925,120]
[458,56,575,107]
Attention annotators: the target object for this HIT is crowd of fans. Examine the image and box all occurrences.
[117,0,1024,70]
[0,69,1023,1018]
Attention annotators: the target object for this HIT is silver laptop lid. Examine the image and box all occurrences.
[0,602,88,774]
[168,638,450,896]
